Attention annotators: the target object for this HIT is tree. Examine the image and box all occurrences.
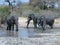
[5,0,17,11]
[0,6,11,24]
[0,6,11,18]
[5,0,22,15]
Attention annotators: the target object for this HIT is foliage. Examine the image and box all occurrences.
[21,3,33,10]
[0,6,11,18]
[34,7,40,13]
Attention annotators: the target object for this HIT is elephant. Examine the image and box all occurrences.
[37,15,46,30]
[6,15,18,31]
[37,15,54,30]
[26,14,37,28]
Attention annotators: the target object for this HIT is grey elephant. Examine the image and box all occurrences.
[26,14,37,28]
[37,15,54,30]
[6,15,18,31]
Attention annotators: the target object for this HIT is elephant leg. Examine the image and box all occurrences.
[51,26,53,29]
[33,21,37,28]
[49,20,54,29]
[34,23,37,28]
[11,24,14,31]
[7,25,11,30]
[16,24,18,31]
[26,20,30,28]
[33,19,37,28]
[42,25,45,30]
[49,24,53,29]
[49,23,54,29]
[7,26,9,30]
[8,25,11,30]
[42,21,46,30]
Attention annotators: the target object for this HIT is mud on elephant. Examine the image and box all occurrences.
[6,15,18,31]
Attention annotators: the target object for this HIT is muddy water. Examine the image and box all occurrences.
[0,27,38,37]
[0,23,60,38]
[0,26,60,38]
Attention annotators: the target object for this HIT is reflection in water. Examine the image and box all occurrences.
[0,27,39,37]
[0,30,6,37]
[6,30,18,37]
[18,29,29,38]
[2,28,30,37]
[0,28,42,37]
[5,28,36,37]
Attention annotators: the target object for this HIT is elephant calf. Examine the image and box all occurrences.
[6,15,18,31]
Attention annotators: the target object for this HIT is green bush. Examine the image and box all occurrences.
[34,7,40,13]
[0,6,11,18]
